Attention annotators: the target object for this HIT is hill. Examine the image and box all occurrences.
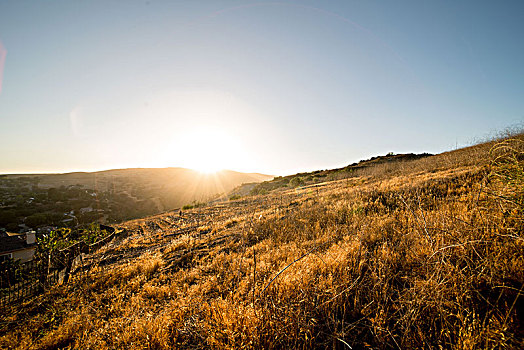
[0,168,272,230]
[231,152,433,196]
[1,133,523,349]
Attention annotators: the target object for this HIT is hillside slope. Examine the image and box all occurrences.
[233,152,433,196]
[1,135,523,349]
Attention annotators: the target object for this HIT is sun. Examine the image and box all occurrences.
[173,128,243,174]
[144,90,259,173]
[191,156,223,174]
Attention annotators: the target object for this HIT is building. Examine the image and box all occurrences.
[0,231,37,263]
[79,206,94,214]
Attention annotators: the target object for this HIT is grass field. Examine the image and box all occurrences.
[1,133,523,349]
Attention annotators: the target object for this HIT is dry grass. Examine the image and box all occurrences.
[1,133,523,349]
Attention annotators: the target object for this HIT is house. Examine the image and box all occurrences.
[79,206,93,214]
[0,231,37,263]
[62,212,77,224]
[36,226,56,235]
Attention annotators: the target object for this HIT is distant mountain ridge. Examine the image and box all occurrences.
[0,168,273,228]
[3,167,271,192]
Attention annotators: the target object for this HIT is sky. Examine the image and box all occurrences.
[0,0,523,175]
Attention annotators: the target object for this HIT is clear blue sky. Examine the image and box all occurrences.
[0,0,523,175]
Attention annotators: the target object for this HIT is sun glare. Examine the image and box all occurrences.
[194,162,222,174]
[174,128,244,174]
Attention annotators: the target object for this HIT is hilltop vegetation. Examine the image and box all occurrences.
[244,152,432,195]
[1,134,523,349]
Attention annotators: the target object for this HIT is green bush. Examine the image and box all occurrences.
[289,176,304,187]
[182,201,205,210]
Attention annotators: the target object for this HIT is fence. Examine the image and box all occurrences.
[0,226,122,308]
[0,259,60,307]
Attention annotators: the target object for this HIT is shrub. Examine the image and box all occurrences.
[289,176,304,187]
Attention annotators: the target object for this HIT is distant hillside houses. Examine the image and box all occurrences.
[0,231,37,263]
[79,206,94,214]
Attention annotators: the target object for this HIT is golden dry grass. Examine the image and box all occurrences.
[1,134,523,349]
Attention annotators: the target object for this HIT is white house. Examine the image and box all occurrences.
[0,231,37,263]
